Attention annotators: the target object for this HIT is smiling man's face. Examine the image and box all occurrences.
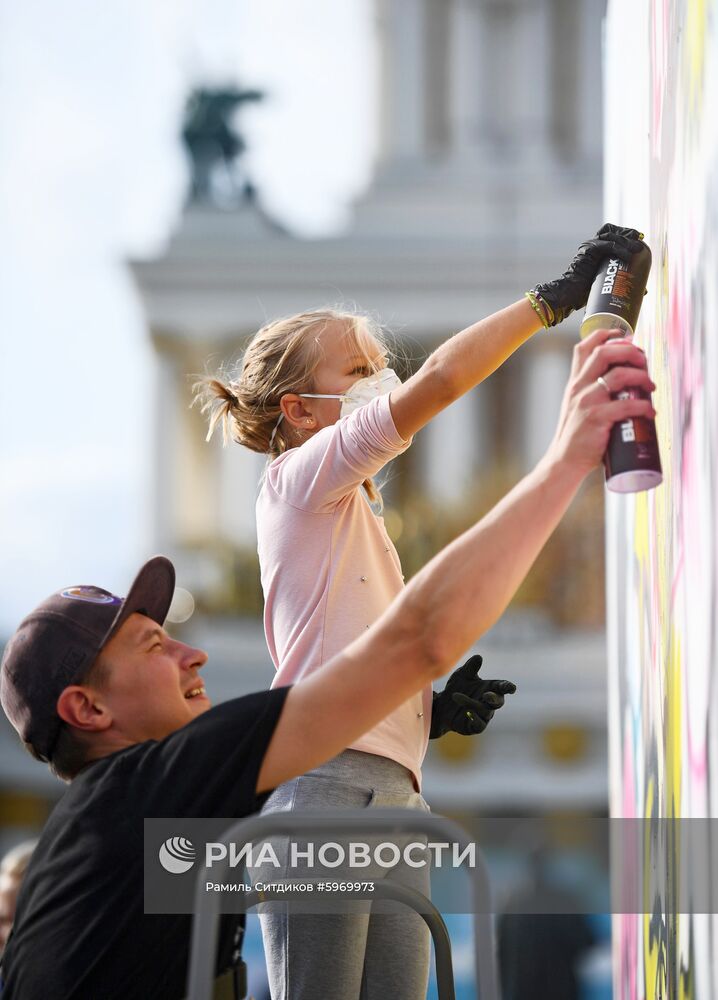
[92,612,211,744]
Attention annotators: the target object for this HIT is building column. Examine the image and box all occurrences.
[152,348,181,552]
[548,0,605,167]
[174,348,220,547]
[575,0,606,165]
[512,0,555,167]
[219,444,265,548]
[375,0,430,166]
[520,339,572,472]
[440,0,556,168]
[447,0,484,155]
[420,389,490,507]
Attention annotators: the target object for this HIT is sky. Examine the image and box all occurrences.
[0,0,376,633]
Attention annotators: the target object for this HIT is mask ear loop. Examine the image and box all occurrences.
[268,413,284,452]
[269,391,352,451]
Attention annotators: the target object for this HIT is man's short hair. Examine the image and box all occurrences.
[30,655,113,782]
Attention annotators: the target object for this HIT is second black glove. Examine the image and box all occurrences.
[429,654,517,739]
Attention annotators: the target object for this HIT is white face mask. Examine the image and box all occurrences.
[300,368,402,417]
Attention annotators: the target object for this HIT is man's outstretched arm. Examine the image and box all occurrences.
[257,329,656,792]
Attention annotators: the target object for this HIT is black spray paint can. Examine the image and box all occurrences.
[580,244,662,493]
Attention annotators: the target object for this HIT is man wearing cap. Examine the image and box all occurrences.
[0,329,656,999]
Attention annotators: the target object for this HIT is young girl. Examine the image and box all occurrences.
[196,224,645,999]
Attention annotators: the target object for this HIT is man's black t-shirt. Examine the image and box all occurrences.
[1,686,289,1000]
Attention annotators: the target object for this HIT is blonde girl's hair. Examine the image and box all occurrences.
[192,309,390,504]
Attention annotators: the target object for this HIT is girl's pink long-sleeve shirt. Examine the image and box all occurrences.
[256,394,433,788]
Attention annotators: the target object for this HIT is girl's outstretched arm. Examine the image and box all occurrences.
[389,297,538,440]
[388,224,647,440]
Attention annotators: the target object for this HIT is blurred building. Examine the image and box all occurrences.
[0,0,610,818]
[129,0,610,813]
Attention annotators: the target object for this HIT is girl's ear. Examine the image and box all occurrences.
[280,394,315,430]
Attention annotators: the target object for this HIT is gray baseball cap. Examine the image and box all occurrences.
[0,556,175,761]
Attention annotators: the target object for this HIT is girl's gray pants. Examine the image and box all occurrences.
[252,749,432,1000]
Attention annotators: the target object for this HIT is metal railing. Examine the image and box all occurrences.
[186,808,500,1000]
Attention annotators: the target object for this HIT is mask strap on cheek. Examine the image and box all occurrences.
[269,392,347,450]
[298,392,345,400]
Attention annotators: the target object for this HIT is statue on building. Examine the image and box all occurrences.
[182,86,263,206]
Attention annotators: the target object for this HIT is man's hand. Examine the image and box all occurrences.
[429,654,517,739]
[531,223,647,327]
[546,326,656,479]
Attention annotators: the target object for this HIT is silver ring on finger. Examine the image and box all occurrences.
[596,375,611,395]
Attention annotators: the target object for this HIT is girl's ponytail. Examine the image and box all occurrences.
[193,373,283,454]
[194,377,240,446]
[194,310,340,457]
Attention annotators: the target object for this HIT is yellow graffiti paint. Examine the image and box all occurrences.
[666,631,683,819]
[643,775,662,998]
[684,0,706,113]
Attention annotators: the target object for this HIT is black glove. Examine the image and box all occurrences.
[531,223,647,327]
[429,654,517,739]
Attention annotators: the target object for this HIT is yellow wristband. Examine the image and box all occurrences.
[525,290,551,330]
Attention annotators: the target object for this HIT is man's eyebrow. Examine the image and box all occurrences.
[137,625,164,647]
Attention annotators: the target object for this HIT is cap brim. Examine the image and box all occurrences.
[102,556,176,647]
